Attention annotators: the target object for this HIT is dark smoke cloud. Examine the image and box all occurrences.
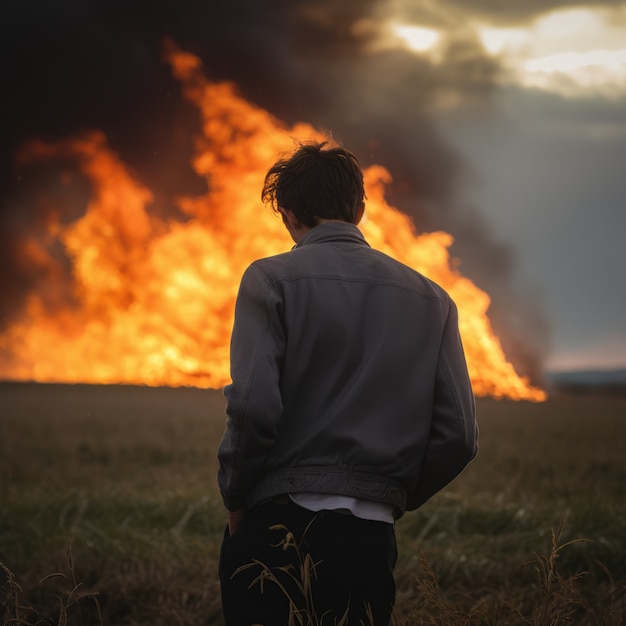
[1,0,549,381]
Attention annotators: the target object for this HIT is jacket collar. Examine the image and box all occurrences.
[295,221,370,249]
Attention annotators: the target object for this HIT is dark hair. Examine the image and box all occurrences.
[262,141,365,227]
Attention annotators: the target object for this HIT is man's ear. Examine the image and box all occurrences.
[278,206,300,230]
[354,202,365,225]
[278,206,311,243]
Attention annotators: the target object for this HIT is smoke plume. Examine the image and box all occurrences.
[1,0,549,383]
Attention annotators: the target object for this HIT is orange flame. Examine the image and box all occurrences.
[0,44,546,401]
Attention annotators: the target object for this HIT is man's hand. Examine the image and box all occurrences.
[228,508,246,535]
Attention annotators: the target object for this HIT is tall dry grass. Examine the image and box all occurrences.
[1,383,625,624]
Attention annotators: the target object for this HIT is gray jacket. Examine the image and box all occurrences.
[218,222,478,517]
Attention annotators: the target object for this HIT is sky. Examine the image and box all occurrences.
[424,3,626,371]
[1,0,625,376]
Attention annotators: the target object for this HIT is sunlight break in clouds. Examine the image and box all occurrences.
[392,23,440,52]
[480,27,529,55]
[388,6,626,98]
[477,7,626,97]
[522,49,626,96]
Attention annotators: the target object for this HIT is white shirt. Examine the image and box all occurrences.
[290,493,395,524]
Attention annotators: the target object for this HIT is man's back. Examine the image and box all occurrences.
[222,220,476,514]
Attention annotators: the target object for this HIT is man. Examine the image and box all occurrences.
[218,140,478,625]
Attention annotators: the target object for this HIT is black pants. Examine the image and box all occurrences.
[219,500,397,626]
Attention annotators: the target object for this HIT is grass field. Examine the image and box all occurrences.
[1,383,625,625]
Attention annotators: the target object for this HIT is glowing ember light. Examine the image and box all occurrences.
[0,44,546,401]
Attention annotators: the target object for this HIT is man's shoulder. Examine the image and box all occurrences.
[360,246,451,299]
[248,249,294,274]
[248,243,451,303]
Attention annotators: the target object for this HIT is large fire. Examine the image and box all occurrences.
[0,44,546,401]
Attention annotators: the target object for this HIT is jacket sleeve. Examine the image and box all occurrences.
[406,299,478,510]
[217,263,285,511]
